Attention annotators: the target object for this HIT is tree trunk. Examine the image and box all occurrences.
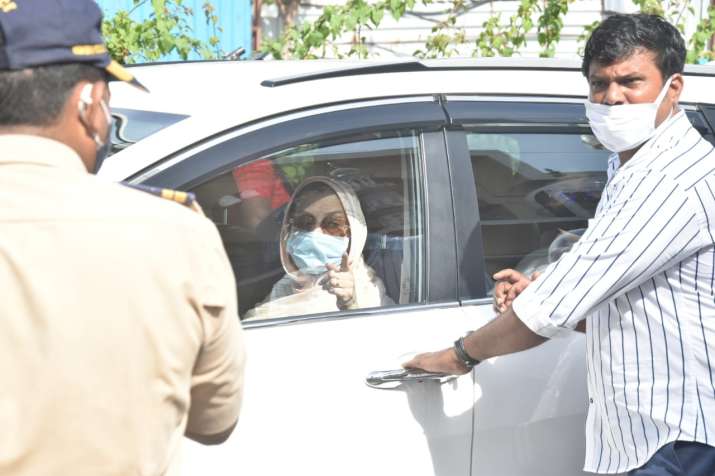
[277,0,300,31]
[253,0,263,51]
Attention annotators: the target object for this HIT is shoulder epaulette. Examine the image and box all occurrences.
[121,183,204,214]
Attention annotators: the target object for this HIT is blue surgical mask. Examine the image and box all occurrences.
[286,230,349,275]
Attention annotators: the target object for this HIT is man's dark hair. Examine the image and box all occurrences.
[582,13,686,80]
[0,61,106,127]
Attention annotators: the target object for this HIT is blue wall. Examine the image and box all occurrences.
[97,0,252,61]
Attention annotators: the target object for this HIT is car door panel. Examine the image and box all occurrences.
[460,303,590,476]
[444,98,615,476]
[181,306,475,476]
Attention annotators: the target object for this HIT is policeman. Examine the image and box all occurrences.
[0,1,245,475]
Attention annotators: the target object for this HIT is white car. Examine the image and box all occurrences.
[103,58,715,476]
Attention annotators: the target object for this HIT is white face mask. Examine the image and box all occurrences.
[585,76,674,153]
[78,83,113,173]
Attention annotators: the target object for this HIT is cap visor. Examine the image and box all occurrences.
[106,60,149,92]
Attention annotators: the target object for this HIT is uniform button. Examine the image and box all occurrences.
[589,398,594,404]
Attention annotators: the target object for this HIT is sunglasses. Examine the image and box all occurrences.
[289,212,350,237]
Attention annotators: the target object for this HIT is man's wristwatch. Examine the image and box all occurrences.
[453,334,480,370]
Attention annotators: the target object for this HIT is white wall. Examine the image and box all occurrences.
[260,0,711,59]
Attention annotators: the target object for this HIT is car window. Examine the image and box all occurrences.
[686,109,715,146]
[109,108,189,156]
[467,130,611,289]
[190,129,426,320]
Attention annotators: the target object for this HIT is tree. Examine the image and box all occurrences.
[102,0,222,64]
[262,0,715,63]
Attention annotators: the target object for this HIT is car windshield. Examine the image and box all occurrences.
[110,108,189,156]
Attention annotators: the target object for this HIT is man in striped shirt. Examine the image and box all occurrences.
[406,14,715,475]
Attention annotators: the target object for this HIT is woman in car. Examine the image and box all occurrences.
[244,176,392,320]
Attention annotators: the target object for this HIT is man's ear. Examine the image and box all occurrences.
[75,80,108,135]
[668,73,684,106]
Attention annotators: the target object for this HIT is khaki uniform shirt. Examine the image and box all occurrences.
[0,135,245,475]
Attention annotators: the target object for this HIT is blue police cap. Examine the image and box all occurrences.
[0,0,147,91]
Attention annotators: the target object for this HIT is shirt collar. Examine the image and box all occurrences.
[0,134,88,174]
[606,153,620,181]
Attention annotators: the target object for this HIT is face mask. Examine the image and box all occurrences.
[78,84,113,174]
[585,76,673,153]
[93,101,113,173]
[286,230,349,275]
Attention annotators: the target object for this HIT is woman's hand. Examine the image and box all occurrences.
[325,254,356,309]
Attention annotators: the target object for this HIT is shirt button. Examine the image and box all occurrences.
[589,398,594,404]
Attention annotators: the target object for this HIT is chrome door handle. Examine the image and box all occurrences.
[365,369,457,389]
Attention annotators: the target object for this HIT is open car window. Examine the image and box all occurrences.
[190,129,427,320]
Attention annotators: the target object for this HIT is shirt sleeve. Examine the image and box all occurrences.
[512,169,707,338]
[186,222,246,436]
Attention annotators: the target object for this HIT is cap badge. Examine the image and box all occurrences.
[72,44,109,56]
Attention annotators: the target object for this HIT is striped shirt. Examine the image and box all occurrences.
[512,110,715,474]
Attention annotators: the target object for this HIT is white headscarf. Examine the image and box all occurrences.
[244,176,391,320]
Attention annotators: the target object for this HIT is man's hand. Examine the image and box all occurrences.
[493,269,540,312]
[402,348,471,375]
[404,307,547,376]
[325,254,356,309]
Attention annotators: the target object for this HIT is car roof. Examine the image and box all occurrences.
[103,58,715,181]
[111,57,715,114]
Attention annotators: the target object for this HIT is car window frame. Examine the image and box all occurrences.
[445,98,715,304]
[134,98,461,326]
[443,97,608,303]
[689,105,715,145]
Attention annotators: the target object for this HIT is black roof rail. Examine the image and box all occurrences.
[261,58,715,88]
[259,58,592,87]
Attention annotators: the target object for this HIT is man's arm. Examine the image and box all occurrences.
[408,171,703,374]
[184,223,246,445]
[403,306,546,374]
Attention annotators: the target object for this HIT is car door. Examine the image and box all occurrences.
[442,98,613,476]
[131,98,477,476]
[440,98,715,476]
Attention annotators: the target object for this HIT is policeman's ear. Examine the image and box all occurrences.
[76,81,109,139]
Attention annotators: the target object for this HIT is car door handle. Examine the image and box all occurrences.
[365,369,457,389]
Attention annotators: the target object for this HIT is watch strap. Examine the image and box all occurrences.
[453,335,480,369]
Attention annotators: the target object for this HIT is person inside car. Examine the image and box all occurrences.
[244,176,392,319]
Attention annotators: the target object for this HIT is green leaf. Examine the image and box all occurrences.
[370,8,384,27]
[389,0,405,20]
[102,0,221,63]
